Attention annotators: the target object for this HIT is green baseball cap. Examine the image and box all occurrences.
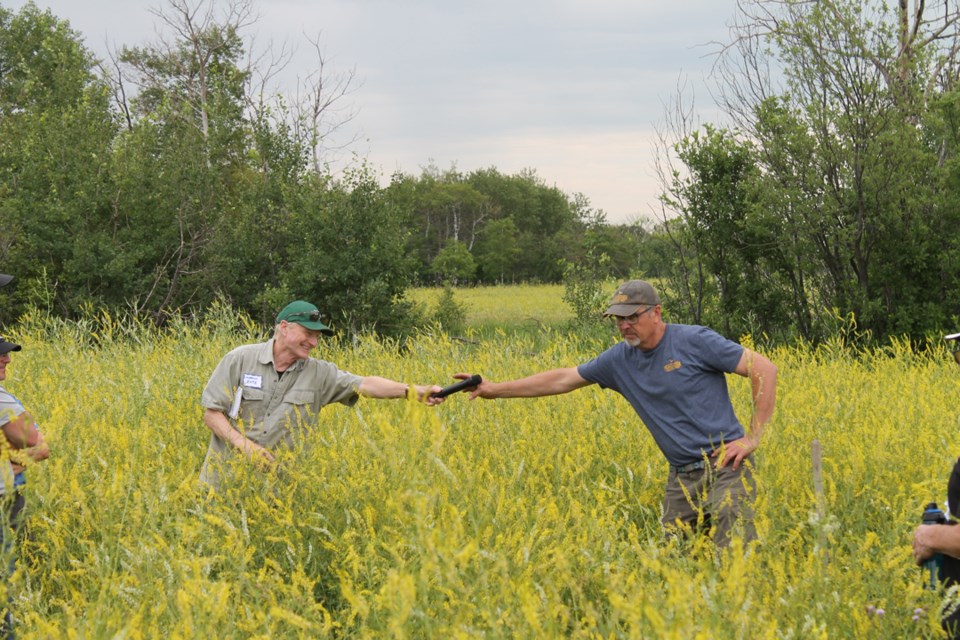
[275,300,333,335]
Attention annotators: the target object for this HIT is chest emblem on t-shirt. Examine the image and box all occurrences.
[663,359,682,372]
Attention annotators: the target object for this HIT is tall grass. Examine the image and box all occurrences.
[0,302,955,637]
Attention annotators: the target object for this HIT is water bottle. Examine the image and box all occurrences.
[923,502,948,589]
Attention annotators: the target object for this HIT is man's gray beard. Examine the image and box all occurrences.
[623,335,641,348]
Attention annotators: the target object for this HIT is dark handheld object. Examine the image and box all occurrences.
[923,502,949,590]
[431,375,482,398]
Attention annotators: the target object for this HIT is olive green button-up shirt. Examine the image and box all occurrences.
[199,339,362,487]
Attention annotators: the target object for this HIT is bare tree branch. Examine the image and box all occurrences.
[295,32,360,172]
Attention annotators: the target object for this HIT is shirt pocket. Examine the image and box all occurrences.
[284,390,316,407]
[237,387,265,434]
[241,387,264,401]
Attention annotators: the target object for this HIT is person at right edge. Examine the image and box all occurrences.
[914,458,960,637]
[457,279,777,548]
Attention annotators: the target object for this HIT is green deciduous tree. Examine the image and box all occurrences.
[392,165,587,286]
[404,167,492,278]
[665,125,795,339]
[430,240,476,285]
[106,0,253,318]
[0,3,118,317]
[282,167,420,336]
[473,217,520,283]
[467,168,580,282]
[658,0,960,342]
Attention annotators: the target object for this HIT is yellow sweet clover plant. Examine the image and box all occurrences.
[0,299,954,638]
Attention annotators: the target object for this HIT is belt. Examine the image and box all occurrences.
[672,460,707,474]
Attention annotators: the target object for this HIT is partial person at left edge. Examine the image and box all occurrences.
[0,332,50,639]
[199,300,448,491]
[0,333,50,517]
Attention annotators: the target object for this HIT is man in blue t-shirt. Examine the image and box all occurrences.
[457,280,777,547]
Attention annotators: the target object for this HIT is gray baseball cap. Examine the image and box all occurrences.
[0,337,21,355]
[0,274,11,288]
[603,280,661,316]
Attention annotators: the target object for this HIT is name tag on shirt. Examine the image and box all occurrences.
[242,373,263,389]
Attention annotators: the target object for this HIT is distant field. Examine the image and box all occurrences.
[408,283,574,329]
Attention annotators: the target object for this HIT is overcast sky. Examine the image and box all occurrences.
[7,0,739,223]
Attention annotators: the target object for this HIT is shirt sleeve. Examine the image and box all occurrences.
[200,351,241,412]
[577,345,621,390]
[696,327,745,372]
[314,361,363,407]
[0,389,25,427]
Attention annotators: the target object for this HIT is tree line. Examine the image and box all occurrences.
[4,0,960,345]
[0,1,669,336]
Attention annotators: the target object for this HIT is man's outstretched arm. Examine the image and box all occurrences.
[456,367,593,399]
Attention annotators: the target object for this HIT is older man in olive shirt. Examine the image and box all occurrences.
[200,300,444,489]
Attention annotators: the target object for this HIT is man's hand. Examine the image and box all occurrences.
[240,438,276,471]
[712,433,759,470]
[413,385,445,406]
[452,372,492,400]
[914,525,937,565]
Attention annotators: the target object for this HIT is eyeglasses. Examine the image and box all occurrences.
[286,310,324,323]
[611,305,656,324]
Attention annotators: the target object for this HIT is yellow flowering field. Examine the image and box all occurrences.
[1,303,957,638]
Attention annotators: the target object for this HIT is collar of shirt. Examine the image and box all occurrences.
[260,338,307,373]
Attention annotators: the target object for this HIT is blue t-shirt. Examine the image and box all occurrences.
[577,324,745,467]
